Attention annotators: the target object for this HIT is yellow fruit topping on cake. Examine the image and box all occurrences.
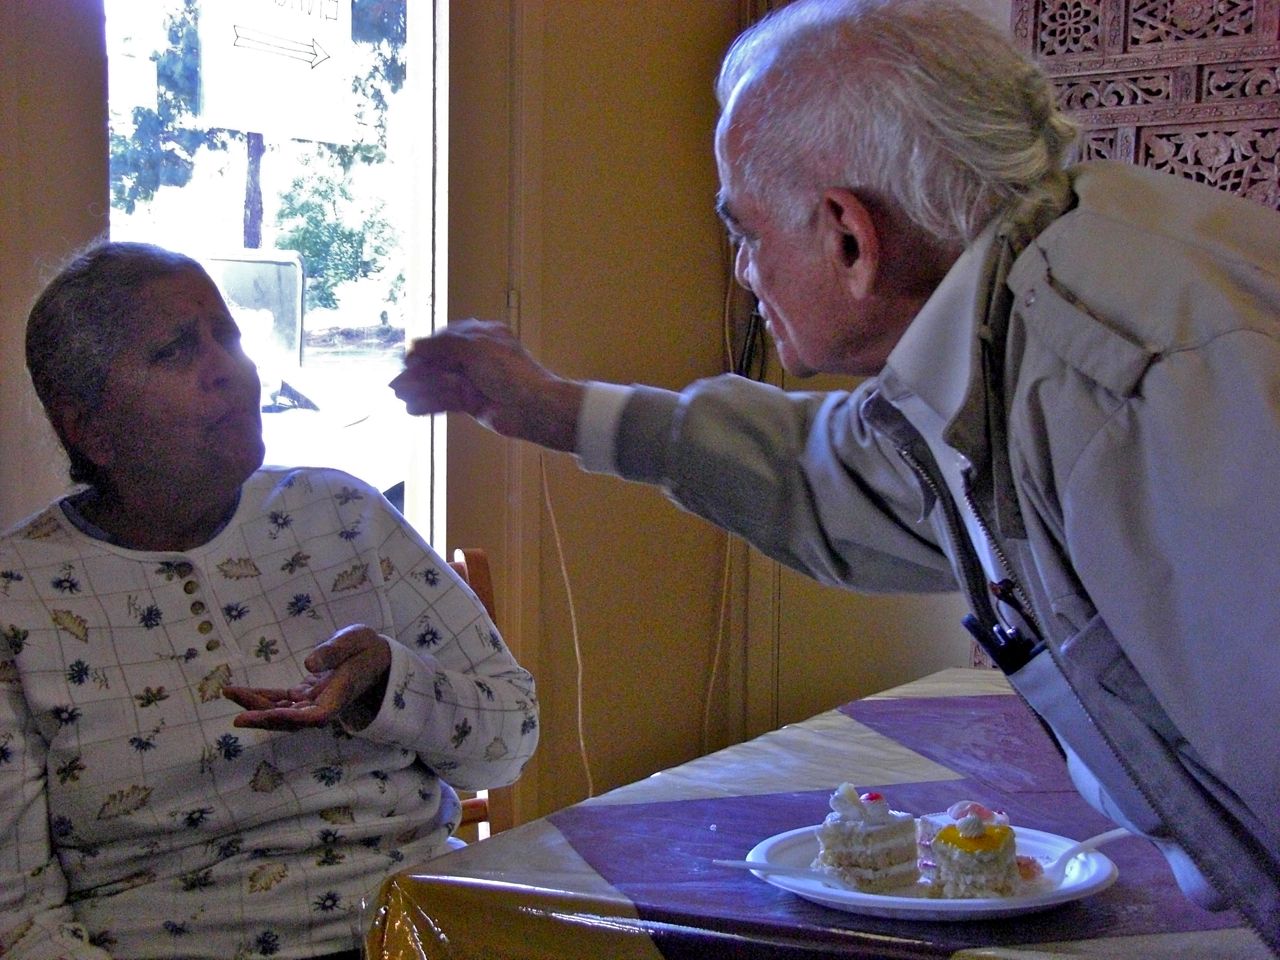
[929,813,1018,898]
[934,821,1014,852]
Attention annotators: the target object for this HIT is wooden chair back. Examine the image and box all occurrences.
[447,548,516,838]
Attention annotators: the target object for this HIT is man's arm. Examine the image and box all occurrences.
[392,322,956,594]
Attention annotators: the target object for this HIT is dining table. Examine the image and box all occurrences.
[364,667,1270,959]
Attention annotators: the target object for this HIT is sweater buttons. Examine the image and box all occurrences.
[190,601,207,615]
[183,580,198,595]
[197,621,214,635]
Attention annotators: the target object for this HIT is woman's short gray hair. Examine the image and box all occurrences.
[716,0,1078,243]
[26,240,205,487]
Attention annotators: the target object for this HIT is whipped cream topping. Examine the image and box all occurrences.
[956,813,987,839]
[946,800,1009,826]
[829,783,893,823]
[830,783,864,817]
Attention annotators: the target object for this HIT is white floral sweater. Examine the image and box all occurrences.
[0,467,538,960]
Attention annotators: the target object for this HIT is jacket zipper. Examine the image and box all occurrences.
[960,468,1045,641]
[895,438,1043,674]
[894,437,1062,758]
[895,444,997,628]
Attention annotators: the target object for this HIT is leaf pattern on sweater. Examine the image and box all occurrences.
[217,558,262,579]
[248,862,289,893]
[198,664,232,702]
[331,563,369,593]
[98,784,153,819]
[51,609,88,642]
[251,761,285,793]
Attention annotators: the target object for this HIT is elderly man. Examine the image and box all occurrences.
[392,0,1280,948]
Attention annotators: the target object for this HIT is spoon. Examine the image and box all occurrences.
[1042,826,1133,885]
[712,859,832,882]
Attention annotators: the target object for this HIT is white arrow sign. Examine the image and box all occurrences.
[199,0,357,144]
[233,25,332,69]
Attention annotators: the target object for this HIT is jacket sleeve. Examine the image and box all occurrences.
[0,651,112,960]
[347,494,538,793]
[609,374,958,593]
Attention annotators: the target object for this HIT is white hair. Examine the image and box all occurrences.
[716,0,1078,243]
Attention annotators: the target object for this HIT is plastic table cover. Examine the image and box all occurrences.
[365,668,1269,959]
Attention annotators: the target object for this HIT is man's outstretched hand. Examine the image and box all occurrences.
[390,319,586,452]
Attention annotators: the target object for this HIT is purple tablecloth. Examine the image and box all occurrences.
[372,672,1263,960]
[546,693,1241,958]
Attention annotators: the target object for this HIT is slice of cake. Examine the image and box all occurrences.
[811,785,917,892]
[930,812,1018,898]
[916,799,1009,885]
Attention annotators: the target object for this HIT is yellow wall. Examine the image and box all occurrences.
[446,1,744,817]
[1,0,109,526]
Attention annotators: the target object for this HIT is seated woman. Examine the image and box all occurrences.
[0,241,539,960]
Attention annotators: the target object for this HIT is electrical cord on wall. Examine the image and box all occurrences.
[535,244,759,789]
[701,240,763,753]
[539,451,596,798]
[702,542,733,754]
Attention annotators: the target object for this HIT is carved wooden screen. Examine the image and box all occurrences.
[1011,0,1280,210]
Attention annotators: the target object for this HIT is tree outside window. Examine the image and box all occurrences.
[107,0,417,500]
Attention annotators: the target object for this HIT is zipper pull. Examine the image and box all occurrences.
[961,613,1038,673]
[990,578,1030,620]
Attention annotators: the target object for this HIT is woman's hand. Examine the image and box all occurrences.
[223,625,392,731]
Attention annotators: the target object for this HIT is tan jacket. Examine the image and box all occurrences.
[609,162,1280,950]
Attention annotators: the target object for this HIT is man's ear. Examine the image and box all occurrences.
[821,187,880,298]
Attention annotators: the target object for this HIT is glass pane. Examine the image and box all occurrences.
[105,0,419,505]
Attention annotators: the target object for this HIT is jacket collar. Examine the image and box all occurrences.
[876,176,1076,463]
[876,218,998,427]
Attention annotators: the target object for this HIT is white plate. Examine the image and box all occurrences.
[745,825,1118,921]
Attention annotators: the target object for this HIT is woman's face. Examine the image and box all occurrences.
[81,268,264,499]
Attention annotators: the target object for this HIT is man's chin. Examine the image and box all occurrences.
[766,327,814,379]
[776,353,819,379]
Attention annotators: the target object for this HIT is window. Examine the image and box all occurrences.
[105,0,445,539]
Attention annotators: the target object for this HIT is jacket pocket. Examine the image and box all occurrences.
[1008,631,1165,838]
[1025,613,1250,911]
